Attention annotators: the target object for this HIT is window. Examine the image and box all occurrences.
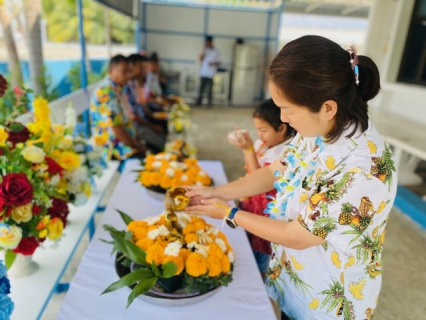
[398,0,426,86]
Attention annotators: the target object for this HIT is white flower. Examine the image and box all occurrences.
[177,213,191,229]
[147,228,159,240]
[227,251,234,263]
[145,215,161,226]
[69,167,88,184]
[207,226,219,236]
[165,168,175,177]
[74,142,85,153]
[169,161,187,170]
[181,174,188,181]
[152,161,162,169]
[215,238,227,252]
[21,145,45,163]
[187,241,197,249]
[198,171,206,177]
[79,154,86,165]
[164,241,182,257]
[58,136,73,150]
[195,244,209,258]
[50,174,60,186]
[196,181,203,186]
[157,225,170,237]
[65,104,77,129]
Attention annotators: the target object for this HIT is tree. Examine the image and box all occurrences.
[42,0,135,45]
[0,0,22,87]
[23,0,44,96]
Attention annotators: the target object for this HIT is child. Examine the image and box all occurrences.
[228,99,295,278]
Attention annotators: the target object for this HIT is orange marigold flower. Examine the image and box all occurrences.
[128,220,147,232]
[194,220,206,231]
[160,176,171,189]
[217,232,229,245]
[185,252,208,277]
[140,172,151,186]
[163,255,184,275]
[207,255,222,277]
[208,242,225,260]
[179,248,191,263]
[221,254,231,274]
[184,233,198,244]
[146,243,165,266]
[135,238,154,251]
[150,172,162,185]
[183,224,197,235]
[132,227,148,241]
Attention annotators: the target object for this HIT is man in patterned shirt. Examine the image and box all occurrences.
[90,55,146,160]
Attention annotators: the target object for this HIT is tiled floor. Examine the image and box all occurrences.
[42,107,426,319]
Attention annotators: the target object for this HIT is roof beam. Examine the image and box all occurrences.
[304,3,321,13]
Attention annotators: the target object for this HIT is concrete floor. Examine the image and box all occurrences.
[43,106,426,319]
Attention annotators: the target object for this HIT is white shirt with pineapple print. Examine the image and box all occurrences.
[265,121,397,320]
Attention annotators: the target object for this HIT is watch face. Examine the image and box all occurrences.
[226,218,236,229]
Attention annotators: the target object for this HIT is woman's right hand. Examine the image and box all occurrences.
[185,186,218,205]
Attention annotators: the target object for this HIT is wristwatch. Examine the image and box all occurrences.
[226,207,239,228]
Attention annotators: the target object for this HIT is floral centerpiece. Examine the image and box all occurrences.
[102,189,233,308]
[0,260,14,318]
[136,153,211,192]
[168,100,192,135]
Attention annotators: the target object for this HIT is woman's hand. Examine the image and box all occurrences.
[184,198,231,220]
[228,129,253,151]
[185,185,218,205]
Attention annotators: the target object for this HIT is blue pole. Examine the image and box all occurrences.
[135,21,141,52]
[77,0,90,138]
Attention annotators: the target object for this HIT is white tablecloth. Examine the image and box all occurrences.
[57,160,275,320]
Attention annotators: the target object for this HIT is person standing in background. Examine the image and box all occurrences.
[197,36,220,108]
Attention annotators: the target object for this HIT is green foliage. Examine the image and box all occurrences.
[36,66,60,102]
[67,62,105,91]
[0,75,32,124]
[5,250,17,269]
[42,0,135,44]
[183,272,233,294]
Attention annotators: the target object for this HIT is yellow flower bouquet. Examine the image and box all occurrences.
[102,208,234,307]
[136,153,212,193]
[164,139,197,159]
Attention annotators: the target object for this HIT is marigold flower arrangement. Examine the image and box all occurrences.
[168,101,192,134]
[102,207,234,308]
[137,153,211,191]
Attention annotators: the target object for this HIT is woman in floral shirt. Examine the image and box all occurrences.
[186,35,397,320]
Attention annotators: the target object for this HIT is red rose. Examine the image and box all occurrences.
[6,122,30,144]
[32,205,42,215]
[45,157,64,176]
[0,173,33,206]
[13,236,39,256]
[48,198,69,227]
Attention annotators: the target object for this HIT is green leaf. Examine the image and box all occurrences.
[116,209,134,225]
[151,261,161,277]
[342,230,362,235]
[26,88,34,93]
[5,250,17,269]
[127,273,158,308]
[101,268,154,295]
[99,239,114,245]
[9,122,25,132]
[113,236,149,267]
[161,261,177,278]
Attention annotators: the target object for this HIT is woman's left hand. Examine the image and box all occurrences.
[184,198,231,220]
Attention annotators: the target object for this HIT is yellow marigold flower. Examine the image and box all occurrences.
[194,220,206,231]
[132,227,148,241]
[179,248,191,263]
[208,242,225,260]
[163,255,184,275]
[160,175,171,189]
[47,218,64,240]
[140,172,151,187]
[185,252,208,277]
[185,233,198,244]
[221,254,231,274]
[57,151,81,171]
[0,127,9,146]
[135,238,154,251]
[150,172,162,186]
[128,220,148,231]
[146,242,165,266]
[217,232,229,246]
[183,224,197,235]
[207,255,222,277]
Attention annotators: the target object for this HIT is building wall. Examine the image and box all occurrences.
[138,2,282,101]
[365,0,426,125]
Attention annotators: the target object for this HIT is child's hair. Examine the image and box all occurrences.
[253,99,295,137]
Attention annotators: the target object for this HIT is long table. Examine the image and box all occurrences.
[9,161,120,320]
[56,159,275,320]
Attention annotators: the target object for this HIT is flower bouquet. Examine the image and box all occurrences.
[136,153,212,195]
[164,139,197,159]
[102,188,233,307]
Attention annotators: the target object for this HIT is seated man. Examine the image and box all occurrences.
[124,53,167,153]
[90,54,146,160]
